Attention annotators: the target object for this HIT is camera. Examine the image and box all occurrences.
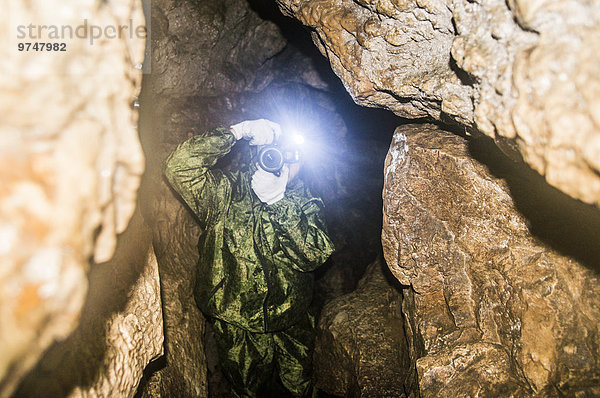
[257,134,303,175]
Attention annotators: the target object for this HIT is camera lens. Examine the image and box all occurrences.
[258,146,283,172]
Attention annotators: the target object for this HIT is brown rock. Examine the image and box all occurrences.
[275,0,600,208]
[314,258,416,397]
[382,124,600,396]
[0,1,145,395]
[150,0,286,99]
[14,210,164,398]
[136,191,209,398]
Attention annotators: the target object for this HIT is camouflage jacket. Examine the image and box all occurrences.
[164,128,334,332]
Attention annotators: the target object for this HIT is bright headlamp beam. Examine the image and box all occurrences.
[292,134,305,145]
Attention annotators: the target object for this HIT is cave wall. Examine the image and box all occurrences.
[14,210,164,398]
[0,1,146,396]
[275,0,600,209]
[5,0,599,396]
[314,258,415,397]
[382,124,600,396]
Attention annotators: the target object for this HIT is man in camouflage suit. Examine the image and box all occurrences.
[164,119,334,397]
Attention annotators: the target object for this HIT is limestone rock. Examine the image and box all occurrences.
[0,1,145,395]
[14,210,164,398]
[382,124,600,396]
[275,0,600,208]
[136,189,209,398]
[314,258,415,397]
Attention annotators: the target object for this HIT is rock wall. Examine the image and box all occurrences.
[137,195,207,397]
[314,258,416,397]
[382,124,600,396]
[0,1,145,396]
[149,0,286,100]
[275,0,600,208]
[14,210,164,398]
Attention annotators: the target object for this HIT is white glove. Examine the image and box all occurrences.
[251,165,289,205]
[229,119,281,146]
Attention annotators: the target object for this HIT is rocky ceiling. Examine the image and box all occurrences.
[275,0,600,209]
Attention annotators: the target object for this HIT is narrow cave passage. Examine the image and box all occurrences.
[5,0,600,397]
[134,1,412,396]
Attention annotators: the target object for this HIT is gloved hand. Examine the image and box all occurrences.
[230,119,281,146]
[251,165,289,205]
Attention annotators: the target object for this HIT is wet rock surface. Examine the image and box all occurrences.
[275,0,600,208]
[0,0,145,395]
[314,258,415,397]
[382,124,600,396]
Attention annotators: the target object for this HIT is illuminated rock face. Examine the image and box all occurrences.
[382,124,600,396]
[314,259,415,397]
[0,1,145,396]
[14,211,163,398]
[275,0,600,208]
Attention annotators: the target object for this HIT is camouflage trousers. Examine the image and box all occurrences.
[212,313,315,398]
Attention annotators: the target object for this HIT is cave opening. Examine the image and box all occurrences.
[5,0,600,397]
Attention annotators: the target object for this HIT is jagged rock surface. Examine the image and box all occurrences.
[137,194,208,397]
[14,210,164,398]
[275,0,600,208]
[314,258,415,397]
[150,0,286,99]
[0,1,145,396]
[382,124,600,396]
